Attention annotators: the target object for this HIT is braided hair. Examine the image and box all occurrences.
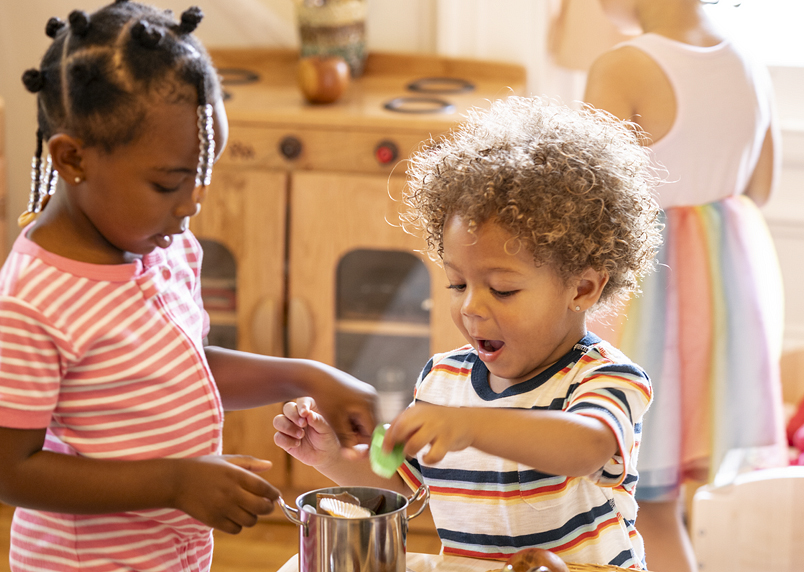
[19,0,219,226]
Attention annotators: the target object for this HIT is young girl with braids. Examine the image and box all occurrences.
[0,2,377,570]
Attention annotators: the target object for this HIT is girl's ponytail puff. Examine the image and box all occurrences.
[131,20,164,49]
[22,69,45,93]
[45,17,66,38]
[68,10,91,37]
[176,6,204,34]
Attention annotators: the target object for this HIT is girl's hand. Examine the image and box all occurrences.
[171,455,279,535]
[307,368,379,451]
[384,402,477,465]
[273,397,343,469]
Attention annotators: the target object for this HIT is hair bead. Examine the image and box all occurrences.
[19,130,45,228]
[131,20,164,49]
[45,17,66,38]
[195,103,215,188]
[22,69,46,93]
[68,10,91,36]
[177,6,204,34]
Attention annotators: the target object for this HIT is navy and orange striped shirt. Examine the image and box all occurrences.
[398,334,651,569]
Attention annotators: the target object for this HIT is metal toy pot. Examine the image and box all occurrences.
[279,485,430,572]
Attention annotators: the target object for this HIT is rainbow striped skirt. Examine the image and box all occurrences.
[592,194,787,501]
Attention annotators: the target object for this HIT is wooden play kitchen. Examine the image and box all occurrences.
[191,48,525,532]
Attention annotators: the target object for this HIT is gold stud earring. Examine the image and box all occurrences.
[74,176,81,184]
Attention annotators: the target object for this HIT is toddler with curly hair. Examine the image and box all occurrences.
[274,96,663,569]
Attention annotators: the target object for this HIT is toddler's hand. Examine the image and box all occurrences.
[273,397,343,469]
[384,402,476,465]
[172,454,279,534]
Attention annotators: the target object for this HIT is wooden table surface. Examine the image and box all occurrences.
[276,552,639,572]
[276,552,497,572]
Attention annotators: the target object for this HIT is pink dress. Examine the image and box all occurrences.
[592,34,786,501]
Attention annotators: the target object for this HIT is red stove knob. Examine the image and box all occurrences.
[375,140,399,165]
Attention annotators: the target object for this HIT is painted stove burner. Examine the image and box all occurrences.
[217,67,261,101]
[384,76,474,114]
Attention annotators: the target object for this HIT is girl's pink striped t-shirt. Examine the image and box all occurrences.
[0,229,223,571]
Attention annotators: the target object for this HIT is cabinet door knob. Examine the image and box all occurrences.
[288,297,314,359]
[279,136,303,160]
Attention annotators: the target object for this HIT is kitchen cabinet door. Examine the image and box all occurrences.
[287,170,466,491]
[190,168,290,486]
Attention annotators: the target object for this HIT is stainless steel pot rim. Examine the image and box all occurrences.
[279,484,430,527]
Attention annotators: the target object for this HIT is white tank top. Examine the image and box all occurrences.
[619,33,774,208]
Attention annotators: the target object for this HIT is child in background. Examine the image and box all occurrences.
[584,2,786,571]
[274,96,662,569]
[0,3,377,571]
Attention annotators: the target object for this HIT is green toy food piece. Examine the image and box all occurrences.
[370,424,405,479]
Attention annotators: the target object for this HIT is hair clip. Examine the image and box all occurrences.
[68,10,91,37]
[45,17,66,38]
[22,69,45,93]
[131,20,164,49]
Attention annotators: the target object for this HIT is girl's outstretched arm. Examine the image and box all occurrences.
[0,426,279,534]
[273,397,409,495]
[205,346,378,449]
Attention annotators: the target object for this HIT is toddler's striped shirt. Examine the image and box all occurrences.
[399,334,651,570]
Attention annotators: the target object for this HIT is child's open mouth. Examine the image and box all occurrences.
[478,339,505,355]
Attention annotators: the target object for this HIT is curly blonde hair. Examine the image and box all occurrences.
[401,96,663,311]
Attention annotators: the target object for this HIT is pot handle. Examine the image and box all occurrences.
[278,496,309,536]
[406,484,430,521]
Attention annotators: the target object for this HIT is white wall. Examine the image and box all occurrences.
[766,65,804,350]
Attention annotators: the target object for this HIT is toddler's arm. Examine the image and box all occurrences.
[273,397,410,494]
[205,347,377,450]
[383,402,618,477]
[0,426,279,534]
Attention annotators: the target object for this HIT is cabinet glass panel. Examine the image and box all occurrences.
[335,249,431,423]
[198,239,238,350]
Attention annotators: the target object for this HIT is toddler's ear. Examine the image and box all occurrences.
[48,134,85,184]
[571,267,609,312]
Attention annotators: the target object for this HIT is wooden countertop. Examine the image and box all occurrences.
[209,49,526,132]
